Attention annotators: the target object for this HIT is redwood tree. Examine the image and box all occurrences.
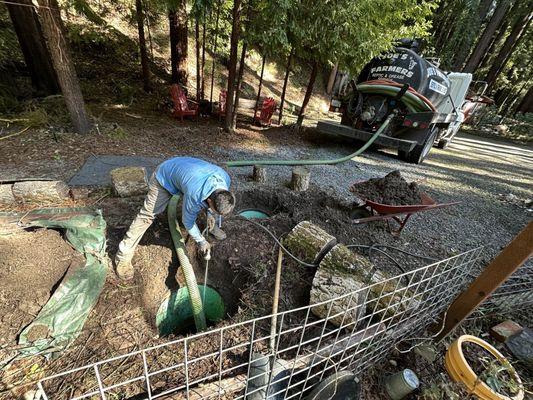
[6,0,59,96]
[486,9,532,87]
[463,0,511,73]
[295,61,318,130]
[136,0,151,91]
[231,42,247,129]
[36,0,91,134]
[168,0,188,86]
[224,0,242,133]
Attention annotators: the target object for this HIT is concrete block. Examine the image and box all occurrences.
[110,166,148,197]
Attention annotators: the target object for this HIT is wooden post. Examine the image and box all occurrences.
[252,165,267,183]
[436,221,533,341]
[291,167,310,191]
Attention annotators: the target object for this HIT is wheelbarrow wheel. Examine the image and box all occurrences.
[398,126,438,164]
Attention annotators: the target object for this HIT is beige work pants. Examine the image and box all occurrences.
[116,173,172,263]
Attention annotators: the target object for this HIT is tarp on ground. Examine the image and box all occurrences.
[8,207,108,357]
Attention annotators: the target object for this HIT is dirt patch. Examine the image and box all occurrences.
[0,229,85,346]
[0,186,452,398]
[463,342,521,397]
[350,170,422,205]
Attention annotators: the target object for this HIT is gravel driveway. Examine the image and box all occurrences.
[221,130,532,272]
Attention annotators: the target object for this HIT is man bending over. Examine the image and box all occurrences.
[115,156,235,280]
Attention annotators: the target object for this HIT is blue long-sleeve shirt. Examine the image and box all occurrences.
[155,157,231,242]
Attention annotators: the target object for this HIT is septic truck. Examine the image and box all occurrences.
[319,45,476,164]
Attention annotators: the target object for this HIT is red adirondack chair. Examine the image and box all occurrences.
[255,97,276,126]
[217,90,227,121]
[170,84,199,121]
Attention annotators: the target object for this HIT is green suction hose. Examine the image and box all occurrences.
[168,195,207,332]
[356,84,434,112]
[225,112,395,168]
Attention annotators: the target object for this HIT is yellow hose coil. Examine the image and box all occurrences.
[444,335,524,400]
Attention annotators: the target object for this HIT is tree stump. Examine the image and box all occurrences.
[0,184,16,204]
[283,221,336,265]
[284,221,414,328]
[291,167,310,191]
[253,165,267,183]
[12,180,69,203]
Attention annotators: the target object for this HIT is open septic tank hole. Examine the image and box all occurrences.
[154,209,269,337]
[139,187,352,337]
[156,285,225,336]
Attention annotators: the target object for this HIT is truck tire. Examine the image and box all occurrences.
[437,139,449,149]
[398,127,438,164]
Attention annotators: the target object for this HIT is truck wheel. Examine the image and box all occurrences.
[398,127,438,164]
[437,139,449,149]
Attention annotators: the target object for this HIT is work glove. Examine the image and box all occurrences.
[198,240,211,256]
[207,213,216,231]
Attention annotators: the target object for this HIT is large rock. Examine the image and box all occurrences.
[0,184,16,204]
[12,181,70,203]
[110,166,148,197]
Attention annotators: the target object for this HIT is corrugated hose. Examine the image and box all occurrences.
[168,195,207,332]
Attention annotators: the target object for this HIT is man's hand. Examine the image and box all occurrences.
[207,214,216,231]
[198,240,211,256]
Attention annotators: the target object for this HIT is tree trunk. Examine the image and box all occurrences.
[201,12,207,99]
[12,180,70,203]
[283,221,413,327]
[486,10,532,88]
[135,0,151,92]
[168,1,188,86]
[278,48,293,124]
[231,42,247,130]
[478,0,494,22]
[6,0,59,96]
[195,18,201,102]
[463,0,510,73]
[516,85,533,114]
[36,0,91,134]
[283,221,336,265]
[224,0,241,133]
[209,0,222,103]
[253,54,266,120]
[480,0,523,70]
[295,61,319,130]
[326,63,338,95]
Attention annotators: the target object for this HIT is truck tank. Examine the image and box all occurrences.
[357,47,451,108]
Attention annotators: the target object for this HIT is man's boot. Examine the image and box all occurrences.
[114,256,135,280]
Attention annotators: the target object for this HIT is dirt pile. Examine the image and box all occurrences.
[350,170,422,205]
[0,229,85,345]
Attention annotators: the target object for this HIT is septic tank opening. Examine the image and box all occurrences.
[238,209,270,219]
[156,285,225,336]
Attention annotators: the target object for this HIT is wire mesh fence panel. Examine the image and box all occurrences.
[37,248,483,400]
[472,261,533,320]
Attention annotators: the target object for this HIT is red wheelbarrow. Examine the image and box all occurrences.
[352,191,460,236]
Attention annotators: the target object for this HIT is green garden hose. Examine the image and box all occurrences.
[168,195,207,332]
[225,112,395,168]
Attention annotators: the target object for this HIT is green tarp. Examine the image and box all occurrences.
[4,207,108,357]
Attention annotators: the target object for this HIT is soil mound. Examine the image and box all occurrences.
[350,170,422,205]
[0,229,84,345]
